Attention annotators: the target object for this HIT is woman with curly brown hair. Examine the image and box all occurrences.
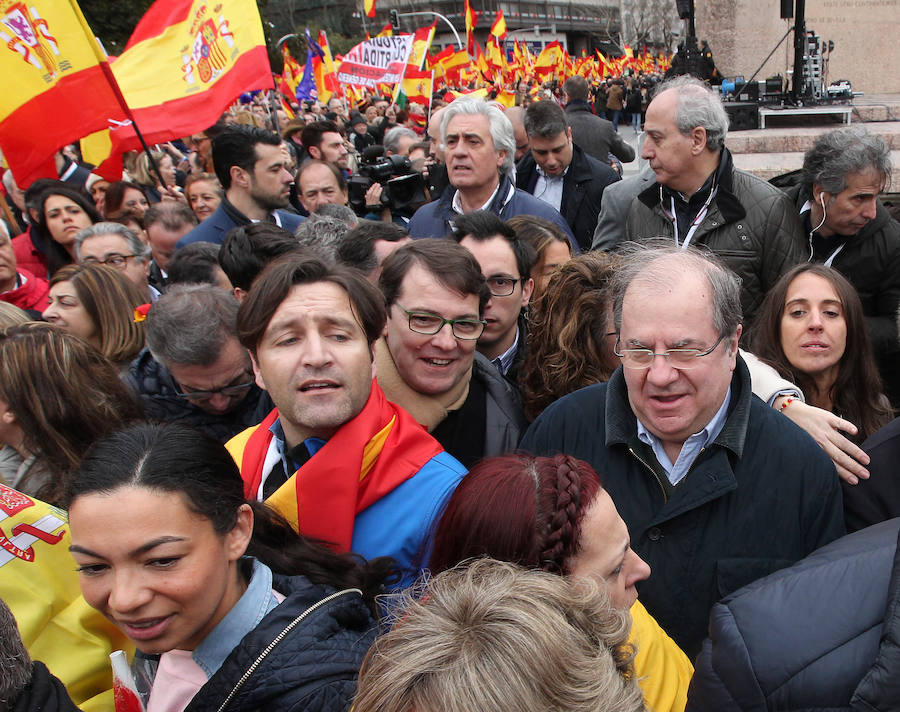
[0,323,143,504]
[429,453,693,712]
[519,251,620,421]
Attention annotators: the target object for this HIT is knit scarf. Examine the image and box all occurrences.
[238,379,442,551]
[374,337,471,432]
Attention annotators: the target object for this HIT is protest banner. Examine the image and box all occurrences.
[336,35,413,87]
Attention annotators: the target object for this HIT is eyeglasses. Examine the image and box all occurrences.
[397,305,485,340]
[614,334,726,370]
[486,276,523,297]
[82,253,138,270]
[176,377,255,403]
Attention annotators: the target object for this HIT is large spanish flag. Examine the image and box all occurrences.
[0,0,126,186]
[107,0,271,153]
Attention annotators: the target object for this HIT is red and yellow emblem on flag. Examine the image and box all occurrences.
[0,0,126,185]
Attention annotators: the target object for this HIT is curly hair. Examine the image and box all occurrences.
[748,263,893,441]
[353,559,642,712]
[519,251,619,421]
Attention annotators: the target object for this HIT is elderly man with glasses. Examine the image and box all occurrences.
[376,239,528,469]
[521,244,845,659]
[126,284,274,443]
[76,222,155,300]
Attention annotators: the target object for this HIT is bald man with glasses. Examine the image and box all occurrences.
[521,244,845,659]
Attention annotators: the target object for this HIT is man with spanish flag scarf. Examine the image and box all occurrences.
[226,254,466,589]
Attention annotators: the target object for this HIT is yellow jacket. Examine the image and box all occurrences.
[0,484,130,712]
[630,599,693,712]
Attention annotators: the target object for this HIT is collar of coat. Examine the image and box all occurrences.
[604,351,752,459]
[637,147,747,224]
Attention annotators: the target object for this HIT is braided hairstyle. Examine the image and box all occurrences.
[429,454,602,575]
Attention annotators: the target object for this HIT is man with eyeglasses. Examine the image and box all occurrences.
[377,239,528,468]
[226,253,466,589]
[521,244,844,658]
[75,222,154,300]
[451,211,535,383]
[126,284,273,443]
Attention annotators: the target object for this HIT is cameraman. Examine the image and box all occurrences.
[351,145,430,227]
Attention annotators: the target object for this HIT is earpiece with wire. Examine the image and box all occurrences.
[812,192,828,233]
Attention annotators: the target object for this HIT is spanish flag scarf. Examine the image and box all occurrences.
[239,379,443,551]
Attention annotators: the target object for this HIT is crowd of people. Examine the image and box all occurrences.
[0,70,899,712]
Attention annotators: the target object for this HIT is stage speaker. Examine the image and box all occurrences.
[780,0,793,18]
[724,102,759,132]
[675,0,692,20]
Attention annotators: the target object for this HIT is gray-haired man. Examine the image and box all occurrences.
[76,222,154,299]
[407,98,576,247]
[625,76,806,323]
[126,284,272,442]
[521,244,844,658]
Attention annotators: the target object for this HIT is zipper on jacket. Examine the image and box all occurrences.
[214,587,364,712]
[629,447,668,503]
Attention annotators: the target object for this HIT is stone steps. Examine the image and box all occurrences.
[731,149,900,185]
[723,94,900,186]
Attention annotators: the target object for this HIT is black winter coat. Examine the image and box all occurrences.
[688,518,900,711]
[126,348,274,444]
[515,144,620,252]
[520,357,845,658]
[185,574,377,712]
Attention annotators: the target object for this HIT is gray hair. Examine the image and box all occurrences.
[145,284,240,367]
[654,76,729,152]
[441,98,516,177]
[0,599,31,712]
[801,125,892,195]
[294,213,352,262]
[313,202,358,226]
[611,241,743,340]
[523,99,569,139]
[353,559,643,712]
[383,126,418,154]
[75,222,151,263]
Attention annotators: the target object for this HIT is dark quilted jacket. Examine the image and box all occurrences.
[625,148,807,324]
[185,575,377,712]
[688,518,900,711]
[125,348,273,444]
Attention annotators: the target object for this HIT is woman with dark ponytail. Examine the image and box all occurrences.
[430,453,694,712]
[66,422,393,712]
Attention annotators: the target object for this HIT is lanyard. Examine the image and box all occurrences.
[661,184,718,249]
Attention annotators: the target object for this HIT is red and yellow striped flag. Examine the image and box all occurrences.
[490,9,507,41]
[464,0,478,56]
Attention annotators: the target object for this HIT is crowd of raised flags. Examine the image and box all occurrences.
[0,0,672,190]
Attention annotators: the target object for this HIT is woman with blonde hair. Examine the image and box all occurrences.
[132,149,179,203]
[43,263,146,369]
[0,323,142,504]
[354,558,645,712]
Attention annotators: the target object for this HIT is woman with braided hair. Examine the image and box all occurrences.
[430,453,693,712]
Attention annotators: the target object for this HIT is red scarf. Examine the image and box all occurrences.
[239,379,443,551]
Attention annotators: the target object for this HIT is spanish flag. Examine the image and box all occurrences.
[364,0,376,19]
[464,0,478,56]
[490,10,507,42]
[0,0,126,186]
[408,22,436,71]
[107,0,271,156]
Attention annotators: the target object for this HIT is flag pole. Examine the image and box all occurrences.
[95,53,168,189]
